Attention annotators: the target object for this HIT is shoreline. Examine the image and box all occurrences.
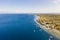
[34,15,60,40]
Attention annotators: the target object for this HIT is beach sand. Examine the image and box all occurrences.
[34,15,60,40]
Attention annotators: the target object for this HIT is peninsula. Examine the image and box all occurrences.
[35,14,60,40]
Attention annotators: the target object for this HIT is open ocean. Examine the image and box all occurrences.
[0,14,58,40]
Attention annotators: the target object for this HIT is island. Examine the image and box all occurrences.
[35,14,60,40]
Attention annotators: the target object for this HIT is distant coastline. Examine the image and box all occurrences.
[34,15,60,40]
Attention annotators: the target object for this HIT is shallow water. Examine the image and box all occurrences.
[0,14,58,40]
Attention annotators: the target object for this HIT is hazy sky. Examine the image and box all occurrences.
[0,0,60,13]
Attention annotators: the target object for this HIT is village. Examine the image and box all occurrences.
[36,14,60,32]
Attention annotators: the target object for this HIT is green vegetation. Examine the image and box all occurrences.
[36,14,60,31]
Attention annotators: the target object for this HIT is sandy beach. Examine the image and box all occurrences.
[34,15,60,40]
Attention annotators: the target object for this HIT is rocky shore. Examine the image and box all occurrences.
[34,15,60,40]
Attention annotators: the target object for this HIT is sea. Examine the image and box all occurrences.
[0,14,58,40]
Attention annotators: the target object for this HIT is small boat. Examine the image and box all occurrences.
[33,30,36,32]
[49,38,51,40]
[50,36,53,38]
[39,29,42,32]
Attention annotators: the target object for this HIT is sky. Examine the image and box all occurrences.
[0,0,60,13]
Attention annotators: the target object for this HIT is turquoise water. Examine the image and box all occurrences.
[0,14,58,40]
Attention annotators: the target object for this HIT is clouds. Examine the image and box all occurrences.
[0,6,60,13]
[0,0,60,13]
[50,0,60,4]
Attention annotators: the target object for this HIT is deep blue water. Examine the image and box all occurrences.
[0,14,58,40]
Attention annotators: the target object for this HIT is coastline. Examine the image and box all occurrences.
[34,15,60,40]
